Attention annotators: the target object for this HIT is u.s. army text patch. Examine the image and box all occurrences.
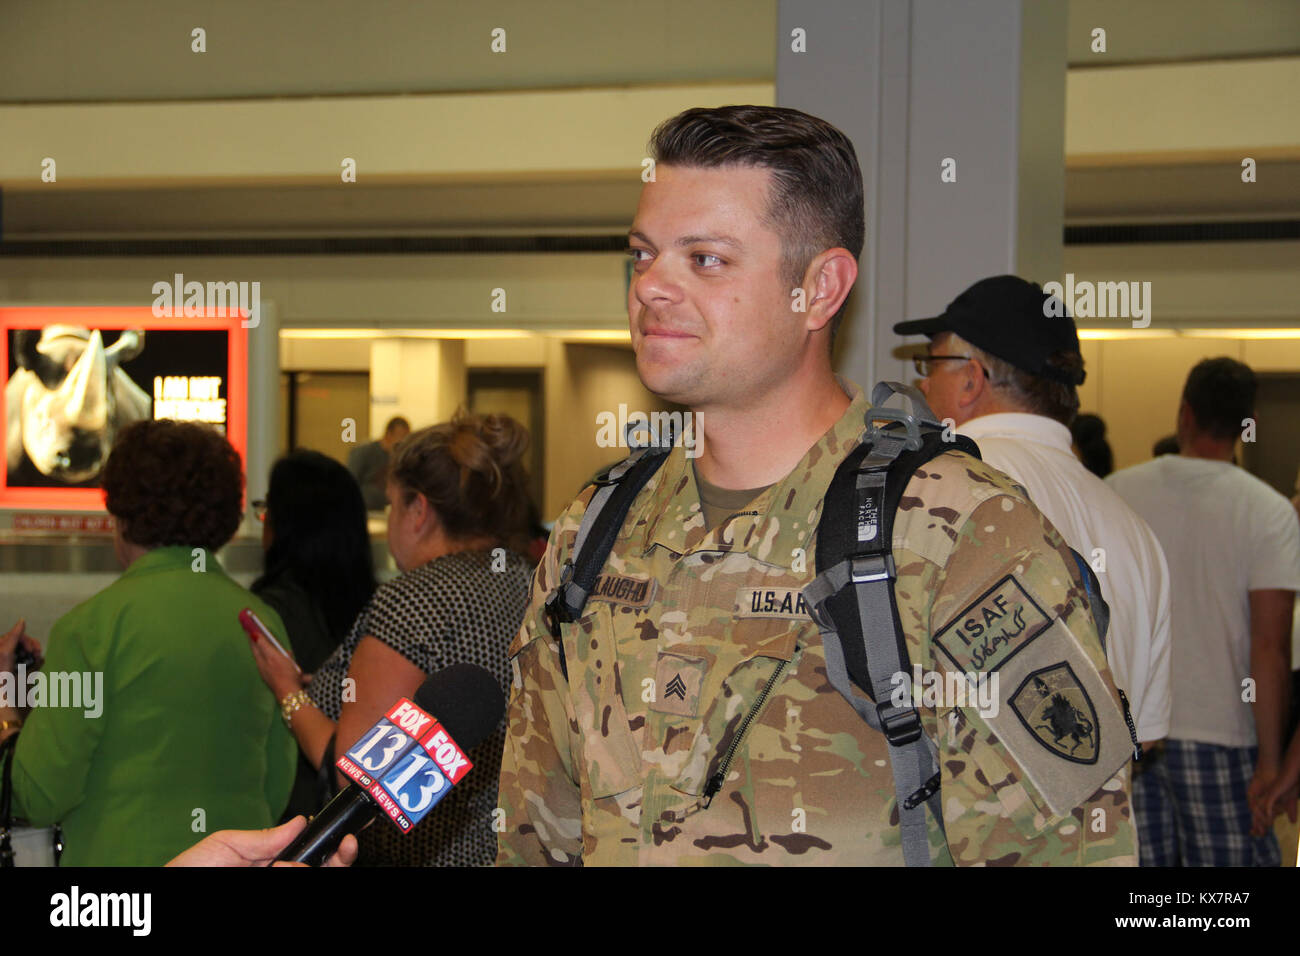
[736,587,812,620]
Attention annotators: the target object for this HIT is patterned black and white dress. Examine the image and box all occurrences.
[307,548,532,866]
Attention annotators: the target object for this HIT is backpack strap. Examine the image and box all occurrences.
[805,381,981,867]
[543,444,671,680]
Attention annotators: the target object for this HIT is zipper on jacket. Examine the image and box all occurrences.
[702,659,788,808]
[1117,688,1142,762]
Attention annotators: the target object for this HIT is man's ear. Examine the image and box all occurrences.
[958,356,990,411]
[800,248,857,333]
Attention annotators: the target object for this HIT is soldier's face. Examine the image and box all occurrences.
[627,164,800,409]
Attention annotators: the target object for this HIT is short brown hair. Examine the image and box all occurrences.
[389,411,532,550]
[649,105,865,338]
[102,420,244,550]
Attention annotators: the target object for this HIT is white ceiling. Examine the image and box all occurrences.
[2,0,1297,103]
[1,0,1296,238]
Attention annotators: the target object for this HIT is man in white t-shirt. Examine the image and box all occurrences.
[1108,357,1300,866]
[895,275,1171,750]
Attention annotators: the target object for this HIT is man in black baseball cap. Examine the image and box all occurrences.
[894,273,1174,815]
[895,274,1084,406]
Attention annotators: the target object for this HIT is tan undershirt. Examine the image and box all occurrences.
[693,463,772,531]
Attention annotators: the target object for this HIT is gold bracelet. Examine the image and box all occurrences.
[280,689,311,728]
[0,719,22,733]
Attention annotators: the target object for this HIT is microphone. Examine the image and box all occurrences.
[273,662,505,865]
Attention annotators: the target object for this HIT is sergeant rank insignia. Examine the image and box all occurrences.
[1010,662,1099,764]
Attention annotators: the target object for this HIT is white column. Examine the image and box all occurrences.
[777,0,1068,388]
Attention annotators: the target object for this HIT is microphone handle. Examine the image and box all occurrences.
[273,785,380,865]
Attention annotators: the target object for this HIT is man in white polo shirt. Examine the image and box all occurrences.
[895,276,1171,757]
[1108,357,1300,866]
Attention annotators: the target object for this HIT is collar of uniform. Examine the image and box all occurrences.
[119,544,222,580]
[641,378,871,566]
[957,412,1073,454]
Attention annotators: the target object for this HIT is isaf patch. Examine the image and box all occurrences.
[1011,663,1099,764]
[932,574,1129,817]
[934,574,1050,673]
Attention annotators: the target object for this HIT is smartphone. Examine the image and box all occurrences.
[238,608,301,675]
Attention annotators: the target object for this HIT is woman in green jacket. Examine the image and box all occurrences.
[0,420,297,866]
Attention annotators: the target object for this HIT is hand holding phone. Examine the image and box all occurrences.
[238,608,301,676]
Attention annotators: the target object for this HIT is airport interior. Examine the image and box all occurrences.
[1,0,1299,876]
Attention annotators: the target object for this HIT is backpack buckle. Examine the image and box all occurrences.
[544,561,577,637]
[850,553,895,583]
[877,700,923,746]
[864,407,924,452]
[903,771,942,811]
[543,597,563,639]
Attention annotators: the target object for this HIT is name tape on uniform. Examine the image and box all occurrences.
[587,573,655,608]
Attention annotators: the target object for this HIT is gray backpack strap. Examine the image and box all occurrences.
[804,585,944,858]
[805,381,976,867]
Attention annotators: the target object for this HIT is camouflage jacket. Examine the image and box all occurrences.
[496,381,1136,865]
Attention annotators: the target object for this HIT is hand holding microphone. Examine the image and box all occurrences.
[168,816,358,867]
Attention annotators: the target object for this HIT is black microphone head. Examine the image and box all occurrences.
[413,663,506,752]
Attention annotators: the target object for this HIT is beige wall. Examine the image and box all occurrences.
[369,339,466,436]
[543,340,674,520]
[279,332,657,519]
[1074,336,1300,473]
[1085,337,1238,469]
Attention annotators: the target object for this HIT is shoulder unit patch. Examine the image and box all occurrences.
[1011,662,1099,765]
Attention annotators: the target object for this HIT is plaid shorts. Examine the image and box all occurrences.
[1133,738,1281,867]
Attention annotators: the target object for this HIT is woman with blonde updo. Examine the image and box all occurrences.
[248,411,535,866]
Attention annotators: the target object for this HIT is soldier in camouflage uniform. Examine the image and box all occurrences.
[495,105,1136,866]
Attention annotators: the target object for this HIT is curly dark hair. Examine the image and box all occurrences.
[101,420,244,550]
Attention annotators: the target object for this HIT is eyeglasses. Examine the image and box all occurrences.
[912,353,994,381]
[251,499,268,522]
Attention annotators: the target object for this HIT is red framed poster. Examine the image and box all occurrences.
[2,306,248,512]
